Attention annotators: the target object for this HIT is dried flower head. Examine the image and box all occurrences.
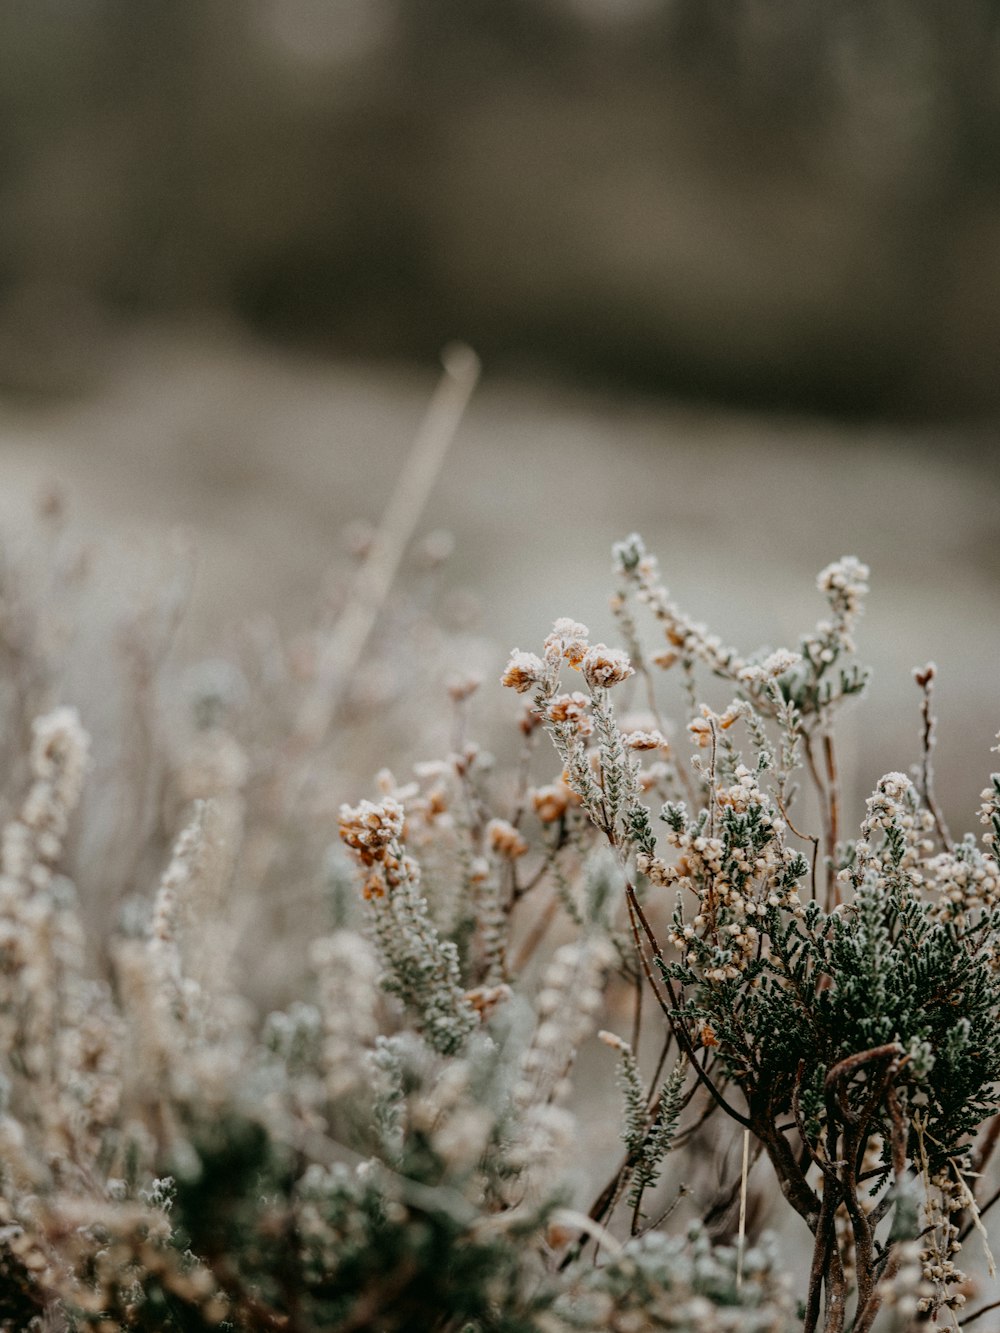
[623,729,668,751]
[687,717,713,749]
[501,649,546,693]
[338,797,405,862]
[530,781,572,824]
[486,818,528,859]
[740,649,803,686]
[447,673,482,703]
[547,691,593,735]
[544,618,590,667]
[581,644,634,690]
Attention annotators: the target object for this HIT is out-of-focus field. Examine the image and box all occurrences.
[0,322,996,835]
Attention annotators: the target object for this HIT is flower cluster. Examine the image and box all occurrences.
[661,767,803,983]
[979,754,1000,853]
[816,555,870,639]
[310,928,380,1099]
[926,838,1000,925]
[738,649,803,689]
[508,535,1000,1330]
[530,775,578,824]
[547,690,594,735]
[486,816,529,859]
[1,706,88,897]
[501,648,547,694]
[916,1159,972,1315]
[339,799,477,1056]
[338,795,405,862]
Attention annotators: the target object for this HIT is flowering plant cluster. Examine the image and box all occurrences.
[0,521,998,1332]
[497,535,1000,1331]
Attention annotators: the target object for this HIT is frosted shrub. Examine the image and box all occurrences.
[1,524,999,1332]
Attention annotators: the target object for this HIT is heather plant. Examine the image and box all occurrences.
[0,504,999,1332]
[497,536,1000,1330]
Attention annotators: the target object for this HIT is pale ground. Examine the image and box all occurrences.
[1,321,996,824]
[2,322,999,1306]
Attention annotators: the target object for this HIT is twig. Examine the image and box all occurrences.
[737,1129,750,1289]
[508,891,559,973]
[802,731,835,907]
[914,663,953,851]
[549,1208,624,1258]
[822,732,841,909]
[637,1183,689,1237]
[776,791,821,903]
[630,965,643,1054]
[624,880,752,1129]
[250,345,480,900]
[973,1110,1000,1180]
[963,1297,1000,1327]
[961,1181,1000,1244]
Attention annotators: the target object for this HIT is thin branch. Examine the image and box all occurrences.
[776,791,821,906]
[963,1297,1000,1328]
[802,729,841,911]
[507,891,558,974]
[636,1183,689,1237]
[914,663,953,851]
[822,732,841,910]
[624,880,752,1129]
[961,1181,1000,1245]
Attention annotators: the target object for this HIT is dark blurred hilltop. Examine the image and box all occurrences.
[1,0,1000,418]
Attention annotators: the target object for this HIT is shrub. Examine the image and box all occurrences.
[0,524,998,1332]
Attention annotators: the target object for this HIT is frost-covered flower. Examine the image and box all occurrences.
[501,649,546,693]
[486,818,528,859]
[739,649,803,686]
[581,644,634,690]
[547,691,593,735]
[623,728,668,751]
[687,717,713,748]
[530,779,575,824]
[863,772,914,830]
[818,555,870,604]
[543,618,590,667]
[338,797,405,861]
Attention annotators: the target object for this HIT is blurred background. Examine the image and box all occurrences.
[3,0,1000,414]
[0,0,997,830]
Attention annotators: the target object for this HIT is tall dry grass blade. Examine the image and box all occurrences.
[297,343,481,744]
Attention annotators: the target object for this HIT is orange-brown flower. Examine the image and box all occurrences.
[338,797,405,860]
[531,782,571,824]
[652,649,679,670]
[581,644,634,690]
[624,728,668,751]
[544,618,591,668]
[464,983,512,1020]
[546,691,593,736]
[687,718,713,748]
[486,818,529,858]
[501,650,545,693]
